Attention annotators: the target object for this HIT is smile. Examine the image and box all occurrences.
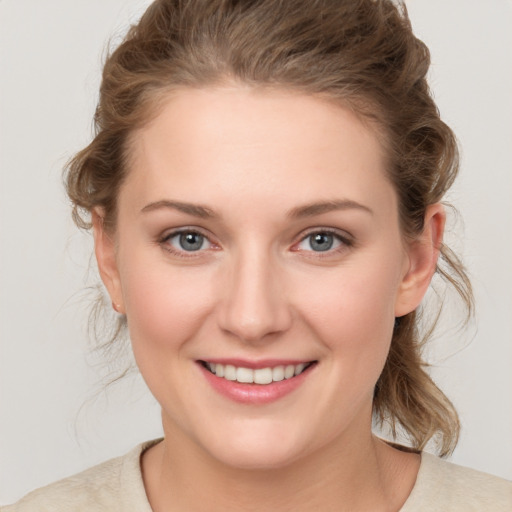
[202,361,314,385]
[198,359,318,404]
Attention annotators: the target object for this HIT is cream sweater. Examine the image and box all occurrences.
[3,440,512,511]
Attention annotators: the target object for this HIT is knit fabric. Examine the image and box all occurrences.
[4,440,512,511]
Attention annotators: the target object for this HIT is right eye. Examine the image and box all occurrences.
[297,232,342,252]
[161,229,213,256]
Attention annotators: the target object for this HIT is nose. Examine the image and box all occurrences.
[217,247,292,344]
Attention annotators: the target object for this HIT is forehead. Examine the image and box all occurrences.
[123,86,396,219]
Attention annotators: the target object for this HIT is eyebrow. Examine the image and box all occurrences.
[141,200,218,218]
[140,198,373,219]
[286,199,373,219]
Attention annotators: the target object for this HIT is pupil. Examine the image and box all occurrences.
[310,233,333,251]
[180,232,203,251]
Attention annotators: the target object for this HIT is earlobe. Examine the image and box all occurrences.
[92,209,125,314]
[394,204,445,317]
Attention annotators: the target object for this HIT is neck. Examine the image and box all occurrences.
[141,416,418,512]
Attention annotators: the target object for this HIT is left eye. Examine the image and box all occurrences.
[296,232,344,252]
[166,231,211,252]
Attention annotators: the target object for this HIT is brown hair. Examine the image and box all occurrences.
[66,0,473,456]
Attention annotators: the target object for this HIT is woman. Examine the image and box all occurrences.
[4,0,511,510]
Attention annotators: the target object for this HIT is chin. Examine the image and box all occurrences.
[211,443,303,471]
[195,420,314,471]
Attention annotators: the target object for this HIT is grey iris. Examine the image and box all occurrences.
[310,233,334,251]
[180,232,204,251]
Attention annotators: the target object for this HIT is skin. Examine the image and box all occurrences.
[94,86,445,511]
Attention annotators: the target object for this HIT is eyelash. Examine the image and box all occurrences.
[158,227,353,259]
[158,228,215,259]
[293,228,354,258]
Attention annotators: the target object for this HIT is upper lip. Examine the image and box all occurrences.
[198,358,317,369]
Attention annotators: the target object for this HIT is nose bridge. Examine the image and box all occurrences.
[218,241,291,343]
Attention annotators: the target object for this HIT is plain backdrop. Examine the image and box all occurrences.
[1,0,511,504]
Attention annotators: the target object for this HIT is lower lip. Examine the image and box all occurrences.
[198,363,316,405]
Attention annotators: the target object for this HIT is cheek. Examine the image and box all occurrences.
[294,253,401,365]
[119,256,216,355]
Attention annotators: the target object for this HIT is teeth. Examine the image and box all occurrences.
[254,368,273,385]
[205,362,311,385]
[236,367,254,383]
[272,366,285,382]
[294,363,306,376]
[284,365,295,379]
[224,364,236,381]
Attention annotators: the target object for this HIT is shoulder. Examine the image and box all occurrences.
[401,452,512,512]
[1,440,160,512]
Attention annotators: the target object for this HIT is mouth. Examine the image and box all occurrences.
[199,360,317,385]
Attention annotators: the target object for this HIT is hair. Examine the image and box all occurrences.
[66,0,473,457]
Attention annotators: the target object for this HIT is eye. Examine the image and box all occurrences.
[295,230,351,253]
[162,229,212,254]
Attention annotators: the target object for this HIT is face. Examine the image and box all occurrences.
[95,86,438,469]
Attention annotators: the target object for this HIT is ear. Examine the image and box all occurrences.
[394,203,445,317]
[92,209,125,314]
